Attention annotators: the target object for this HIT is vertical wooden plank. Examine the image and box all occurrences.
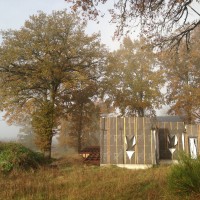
[116,117,118,164]
[164,122,168,157]
[136,117,138,164]
[120,117,123,164]
[101,117,106,164]
[129,117,131,164]
[100,117,102,164]
[183,123,186,152]
[177,122,179,151]
[185,125,188,154]
[123,117,126,164]
[133,117,136,164]
[107,117,110,164]
[134,117,137,164]
[143,117,146,164]
[151,129,153,164]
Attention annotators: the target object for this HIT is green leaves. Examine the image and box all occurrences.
[0,142,43,173]
[167,153,200,195]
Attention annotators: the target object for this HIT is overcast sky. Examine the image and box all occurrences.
[0,0,123,140]
[0,0,121,49]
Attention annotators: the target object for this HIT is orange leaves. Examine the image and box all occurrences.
[0,10,107,157]
[160,26,200,122]
[103,37,164,116]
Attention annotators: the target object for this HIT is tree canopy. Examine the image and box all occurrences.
[160,26,200,123]
[58,81,100,153]
[102,37,164,117]
[0,10,107,157]
[66,0,200,48]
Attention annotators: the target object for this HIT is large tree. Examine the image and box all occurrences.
[58,81,100,153]
[66,0,200,48]
[160,27,200,123]
[0,10,106,158]
[102,37,164,117]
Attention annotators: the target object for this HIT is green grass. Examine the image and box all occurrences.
[0,142,44,172]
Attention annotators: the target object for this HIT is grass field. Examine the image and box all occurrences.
[0,154,199,200]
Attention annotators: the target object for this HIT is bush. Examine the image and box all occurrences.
[0,142,44,172]
[167,153,200,196]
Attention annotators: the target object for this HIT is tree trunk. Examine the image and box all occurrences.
[77,103,84,153]
[44,135,53,159]
[138,107,144,117]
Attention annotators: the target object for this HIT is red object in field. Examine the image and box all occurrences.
[80,146,100,165]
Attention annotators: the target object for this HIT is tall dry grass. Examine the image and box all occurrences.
[0,155,196,200]
[0,166,178,199]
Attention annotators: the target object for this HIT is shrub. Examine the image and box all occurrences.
[0,142,44,172]
[167,153,200,196]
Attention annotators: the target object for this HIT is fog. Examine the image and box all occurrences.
[0,114,20,141]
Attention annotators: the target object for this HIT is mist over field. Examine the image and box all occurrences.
[0,114,20,141]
